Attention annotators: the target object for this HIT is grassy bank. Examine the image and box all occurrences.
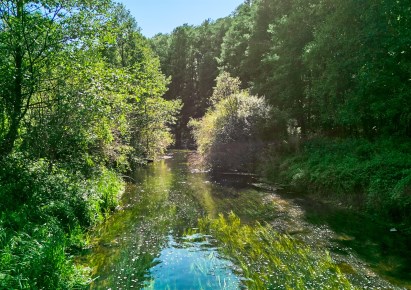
[262,137,411,228]
[0,154,124,289]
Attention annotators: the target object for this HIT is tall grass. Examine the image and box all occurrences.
[0,154,124,289]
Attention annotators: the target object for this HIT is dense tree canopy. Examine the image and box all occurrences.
[152,0,410,145]
[0,2,180,288]
[150,0,411,227]
[151,19,231,147]
[0,0,179,166]
[0,0,108,155]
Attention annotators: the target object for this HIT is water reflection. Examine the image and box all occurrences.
[82,151,410,289]
[144,234,240,289]
[85,151,266,289]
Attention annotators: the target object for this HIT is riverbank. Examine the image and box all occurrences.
[0,154,124,289]
[185,144,411,287]
[259,137,411,287]
[261,137,411,227]
[81,150,409,289]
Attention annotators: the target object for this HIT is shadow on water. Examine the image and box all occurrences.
[80,151,411,289]
[294,196,411,288]
[81,151,261,289]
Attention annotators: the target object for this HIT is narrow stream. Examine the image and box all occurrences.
[81,151,411,289]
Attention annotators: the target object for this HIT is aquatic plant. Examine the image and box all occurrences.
[198,212,355,289]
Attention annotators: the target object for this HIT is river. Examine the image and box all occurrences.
[80,151,411,289]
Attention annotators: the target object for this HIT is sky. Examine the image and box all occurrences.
[117,0,244,37]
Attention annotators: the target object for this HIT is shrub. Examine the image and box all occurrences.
[0,221,91,289]
[267,138,411,224]
[190,73,285,171]
[0,154,124,288]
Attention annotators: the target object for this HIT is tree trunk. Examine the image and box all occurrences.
[0,118,19,156]
[0,0,24,156]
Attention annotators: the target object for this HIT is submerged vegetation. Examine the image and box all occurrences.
[85,151,407,289]
[1,0,410,288]
[198,213,353,289]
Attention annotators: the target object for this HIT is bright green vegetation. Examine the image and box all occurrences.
[0,155,123,288]
[84,152,408,289]
[83,152,251,289]
[189,72,277,172]
[152,0,411,225]
[2,0,410,288]
[198,213,354,289]
[0,1,179,288]
[85,152,358,289]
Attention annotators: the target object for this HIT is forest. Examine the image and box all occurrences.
[1,0,410,288]
[151,0,411,223]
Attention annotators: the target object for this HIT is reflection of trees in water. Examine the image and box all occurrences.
[86,151,407,289]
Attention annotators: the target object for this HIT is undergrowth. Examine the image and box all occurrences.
[262,137,411,226]
[0,154,124,289]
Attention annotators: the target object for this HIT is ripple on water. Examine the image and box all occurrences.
[83,151,410,289]
[143,234,241,290]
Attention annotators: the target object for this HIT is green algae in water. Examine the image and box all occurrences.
[198,213,355,290]
[82,151,408,289]
[84,153,246,289]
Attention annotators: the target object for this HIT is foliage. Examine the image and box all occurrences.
[151,18,231,147]
[266,138,411,224]
[155,0,411,227]
[198,213,354,289]
[1,1,179,167]
[219,1,254,85]
[0,1,178,288]
[0,153,124,288]
[99,3,179,163]
[130,96,181,162]
[303,0,411,137]
[0,221,91,289]
[190,73,282,171]
[209,71,241,105]
[0,0,111,156]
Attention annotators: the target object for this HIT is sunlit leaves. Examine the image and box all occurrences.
[190,73,273,171]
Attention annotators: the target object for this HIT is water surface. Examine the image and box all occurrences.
[82,151,411,289]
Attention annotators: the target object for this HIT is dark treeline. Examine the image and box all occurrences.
[151,19,231,147]
[152,0,410,143]
[152,0,411,224]
[0,1,179,288]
